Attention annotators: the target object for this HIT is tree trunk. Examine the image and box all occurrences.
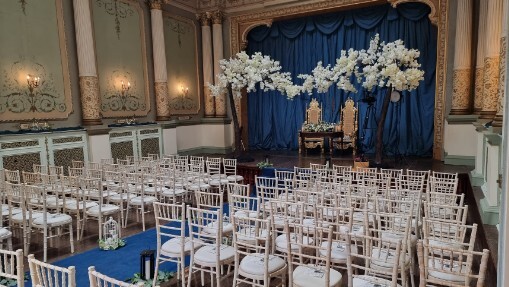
[227,85,242,157]
[374,86,392,165]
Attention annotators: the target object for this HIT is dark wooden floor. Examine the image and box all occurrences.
[17,151,497,286]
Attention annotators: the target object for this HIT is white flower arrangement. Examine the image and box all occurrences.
[208,51,301,99]
[297,34,424,93]
[302,122,336,132]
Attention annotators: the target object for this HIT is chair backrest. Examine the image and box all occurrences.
[232,216,272,255]
[88,266,142,287]
[28,254,76,287]
[195,190,224,210]
[4,170,20,184]
[229,193,259,220]
[33,164,48,175]
[206,157,222,176]
[22,171,42,185]
[186,206,224,247]
[347,233,402,287]
[0,249,24,287]
[339,97,358,136]
[417,240,490,287]
[153,202,186,255]
[227,183,250,197]
[223,158,237,176]
[71,160,84,169]
[422,218,477,251]
[423,201,468,225]
[48,166,64,176]
[426,192,465,206]
[305,98,322,124]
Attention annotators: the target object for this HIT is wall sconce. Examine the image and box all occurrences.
[121,80,131,95]
[180,85,189,97]
[27,74,40,92]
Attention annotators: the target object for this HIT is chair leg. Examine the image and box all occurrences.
[69,223,74,254]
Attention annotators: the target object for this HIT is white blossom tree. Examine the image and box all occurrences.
[208,51,301,157]
[299,34,425,164]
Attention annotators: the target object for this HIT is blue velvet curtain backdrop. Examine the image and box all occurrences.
[246,3,437,156]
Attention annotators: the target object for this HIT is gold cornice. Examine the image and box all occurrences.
[210,10,224,24]
[197,12,211,26]
[149,1,163,10]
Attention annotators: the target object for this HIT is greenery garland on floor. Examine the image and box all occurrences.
[125,271,174,287]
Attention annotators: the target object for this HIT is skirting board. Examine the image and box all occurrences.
[480,197,500,225]
[177,146,233,155]
[469,171,485,187]
[444,153,475,166]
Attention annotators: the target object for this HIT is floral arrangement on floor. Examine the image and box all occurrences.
[302,122,335,132]
[126,271,175,287]
[98,238,126,251]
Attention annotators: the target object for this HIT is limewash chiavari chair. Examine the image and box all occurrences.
[153,202,200,287]
[5,181,29,253]
[228,192,259,220]
[274,169,294,190]
[158,166,188,204]
[284,221,342,287]
[232,216,287,287]
[223,158,244,184]
[24,184,74,262]
[62,175,92,241]
[124,172,157,231]
[206,157,223,180]
[68,167,84,178]
[187,163,211,193]
[272,202,306,259]
[88,266,144,287]
[227,182,251,197]
[406,169,430,192]
[33,164,48,175]
[423,201,468,225]
[346,233,403,287]
[81,177,121,239]
[429,176,458,194]
[186,206,235,287]
[417,240,489,287]
[100,158,115,165]
[194,190,234,239]
[319,205,354,271]
[71,160,84,169]
[332,164,351,180]
[422,218,478,252]
[28,254,76,287]
[370,210,414,287]
[0,249,24,286]
[256,182,288,214]
[426,191,465,207]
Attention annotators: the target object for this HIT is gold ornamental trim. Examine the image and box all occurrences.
[79,76,102,124]
[198,12,211,26]
[474,67,484,113]
[155,82,170,120]
[204,87,216,117]
[480,56,501,117]
[149,1,162,10]
[450,68,472,113]
[210,10,223,25]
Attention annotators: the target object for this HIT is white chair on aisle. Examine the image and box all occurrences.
[274,170,295,190]
[422,218,478,252]
[0,249,24,286]
[228,192,259,220]
[186,206,235,287]
[232,216,287,287]
[28,253,76,287]
[417,240,489,287]
[88,266,145,287]
[223,158,244,184]
[346,233,403,287]
[153,202,200,287]
[284,221,342,287]
[124,172,157,231]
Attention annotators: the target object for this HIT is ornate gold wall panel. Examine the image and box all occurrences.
[474,68,484,114]
[163,13,201,115]
[0,0,73,121]
[229,0,445,160]
[450,69,472,114]
[92,0,150,118]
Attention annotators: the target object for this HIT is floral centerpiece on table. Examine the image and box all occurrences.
[302,122,336,132]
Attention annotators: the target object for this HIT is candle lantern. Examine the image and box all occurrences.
[140,249,155,280]
[99,217,124,250]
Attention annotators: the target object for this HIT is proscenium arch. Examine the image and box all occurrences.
[230,0,446,159]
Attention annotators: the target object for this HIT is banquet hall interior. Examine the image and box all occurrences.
[0,0,507,286]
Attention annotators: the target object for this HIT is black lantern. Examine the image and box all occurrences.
[140,249,155,280]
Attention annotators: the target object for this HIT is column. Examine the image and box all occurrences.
[493,0,508,127]
[150,1,170,121]
[480,0,504,119]
[199,13,215,117]
[450,0,473,115]
[474,1,488,114]
[212,10,227,117]
[73,0,102,125]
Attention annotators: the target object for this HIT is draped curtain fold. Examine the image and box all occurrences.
[247,3,437,155]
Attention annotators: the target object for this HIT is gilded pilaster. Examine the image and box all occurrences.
[79,76,102,125]
[151,4,170,120]
[474,0,488,114]
[155,82,170,121]
[493,0,508,127]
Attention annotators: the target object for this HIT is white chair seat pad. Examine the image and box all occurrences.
[2,207,22,216]
[0,228,12,239]
[11,211,47,223]
[292,265,342,287]
[187,183,211,191]
[33,213,72,227]
[161,188,188,197]
[86,204,120,216]
[339,224,364,235]
[194,245,235,265]
[233,210,258,219]
[129,196,158,205]
[428,239,463,250]
[203,221,233,234]
[210,174,227,180]
[161,237,203,256]
[353,275,402,287]
[320,241,352,261]
[45,197,66,208]
[226,175,244,182]
[108,193,130,202]
[371,248,410,268]
[427,258,468,282]
[209,179,229,186]
[239,254,286,276]
[237,227,269,243]
[303,218,331,229]
[275,233,313,252]
[65,201,98,211]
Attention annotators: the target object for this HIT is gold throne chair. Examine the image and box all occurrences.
[334,98,358,154]
[299,99,325,154]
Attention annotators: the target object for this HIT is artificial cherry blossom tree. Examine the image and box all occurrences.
[208,51,301,157]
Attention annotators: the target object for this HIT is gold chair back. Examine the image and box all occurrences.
[340,98,358,137]
[305,99,322,124]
